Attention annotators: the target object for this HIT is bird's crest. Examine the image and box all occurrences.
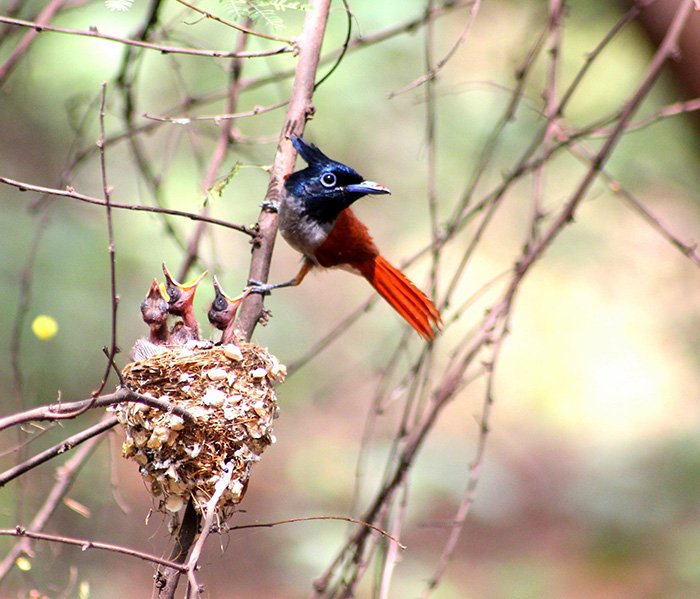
[291,135,331,166]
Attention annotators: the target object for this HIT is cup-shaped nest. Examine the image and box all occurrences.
[116,342,286,523]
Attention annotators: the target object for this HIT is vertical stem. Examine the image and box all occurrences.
[237,0,333,340]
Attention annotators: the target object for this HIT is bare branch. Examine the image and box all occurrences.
[0,415,117,487]
[178,24,253,281]
[0,0,68,87]
[174,0,296,45]
[0,431,104,581]
[93,83,121,402]
[0,386,196,433]
[389,0,481,97]
[0,527,187,571]
[0,176,257,236]
[237,0,333,339]
[184,463,236,597]
[0,16,293,58]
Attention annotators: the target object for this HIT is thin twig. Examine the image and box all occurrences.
[0,527,187,571]
[143,99,289,123]
[530,0,564,245]
[237,0,334,340]
[178,23,252,282]
[0,16,293,58]
[184,463,236,598]
[389,0,481,97]
[0,176,257,236]
[93,83,120,402]
[174,0,295,44]
[0,415,117,487]
[559,129,700,268]
[0,431,104,581]
[0,0,68,86]
[0,386,196,432]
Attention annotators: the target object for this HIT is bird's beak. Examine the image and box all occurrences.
[213,275,251,304]
[209,275,251,331]
[182,270,208,291]
[145,278,167,301]
[345,180,391,195]
[162,262,208,292]
[212,275,230,301]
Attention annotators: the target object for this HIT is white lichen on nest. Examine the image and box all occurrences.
[115,342,285,523]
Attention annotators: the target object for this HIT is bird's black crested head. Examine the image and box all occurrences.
[285,135,390,224]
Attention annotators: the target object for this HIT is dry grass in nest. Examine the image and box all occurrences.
[115,342,285,524]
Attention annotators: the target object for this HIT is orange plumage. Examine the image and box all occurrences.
[314,210,441,340]
[268,135,442,341]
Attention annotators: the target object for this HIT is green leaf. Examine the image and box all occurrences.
[219,0,309,32]
[205,161,241,207]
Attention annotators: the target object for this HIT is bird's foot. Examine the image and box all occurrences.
[246,279,274,296]
[260,199,279,213]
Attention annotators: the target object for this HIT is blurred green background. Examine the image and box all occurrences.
[1,0,700,597]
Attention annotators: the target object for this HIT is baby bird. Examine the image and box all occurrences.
[207,276,250,344]
[162,262,208,344]
[140,279,170,343]
[131,279,170,361]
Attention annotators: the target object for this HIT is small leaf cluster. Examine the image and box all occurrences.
[221,0,309,31]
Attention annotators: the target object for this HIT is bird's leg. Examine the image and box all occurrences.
[248,259,312,295]
[260,199,279,212]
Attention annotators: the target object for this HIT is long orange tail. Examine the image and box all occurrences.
[353,255,442,340]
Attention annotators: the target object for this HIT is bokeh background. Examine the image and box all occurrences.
[1,0,700,597]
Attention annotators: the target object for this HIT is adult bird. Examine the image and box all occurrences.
[254,136,441,340]
[208,276,251,344]
[162,263,208,343]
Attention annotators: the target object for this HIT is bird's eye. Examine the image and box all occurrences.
[321,173,336,188]
[214,297,227,311]
[167,286,179,301]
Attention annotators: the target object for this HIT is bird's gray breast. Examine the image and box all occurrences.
[278,189,333,262]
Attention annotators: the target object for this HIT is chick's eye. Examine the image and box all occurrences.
[167,286,179,301]
[321,173,336,188]
[214,297,227,311]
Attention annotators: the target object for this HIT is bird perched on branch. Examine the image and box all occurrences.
[162,263,208,343]
[208,276,251,344]
[252,136,441,340]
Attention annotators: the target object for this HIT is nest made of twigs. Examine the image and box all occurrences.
[115,341,285,524]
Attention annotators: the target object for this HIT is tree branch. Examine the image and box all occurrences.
[0,176,257,236]
[0,16,293,58]
[237,0,333,340]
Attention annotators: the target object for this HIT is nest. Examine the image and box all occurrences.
[115,341,285,524]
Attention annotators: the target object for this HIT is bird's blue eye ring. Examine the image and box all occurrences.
[321,173,336,187]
